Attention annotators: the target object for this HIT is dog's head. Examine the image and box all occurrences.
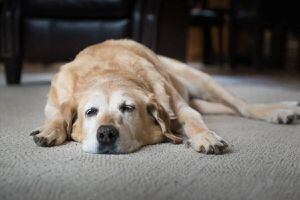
[67,81,181,154]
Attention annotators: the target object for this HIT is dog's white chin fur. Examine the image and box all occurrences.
[81,136,142,154]
[82,138,99,154]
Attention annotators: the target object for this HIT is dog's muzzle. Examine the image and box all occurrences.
[97,125,119,154]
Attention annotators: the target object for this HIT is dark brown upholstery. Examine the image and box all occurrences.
[24,0,134,18]
[0,0,188,84]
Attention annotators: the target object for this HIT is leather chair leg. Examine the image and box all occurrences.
[218,25,223,67]
[203,25,212,64]
[253,28,263,71]
[229,25,237,69]
[4,57,22,84]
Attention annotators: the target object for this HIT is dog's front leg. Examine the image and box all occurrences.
[30,97,70,147]
[31,100,69,147]
[31,68,76,147]
[175,103,228,154]
[164,83,228,154]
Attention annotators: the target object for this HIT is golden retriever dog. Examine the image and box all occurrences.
[30,39,300,154]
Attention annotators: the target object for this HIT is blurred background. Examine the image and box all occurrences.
[0,0,300,85]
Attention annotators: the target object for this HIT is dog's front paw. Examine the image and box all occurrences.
[30,127,66,147]
[267,109,297,124]
[189,131,228,154]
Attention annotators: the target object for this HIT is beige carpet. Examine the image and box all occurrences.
[0,77,300,200]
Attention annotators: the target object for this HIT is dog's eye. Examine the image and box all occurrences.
[119,103,135,113]
[85,107,98,117]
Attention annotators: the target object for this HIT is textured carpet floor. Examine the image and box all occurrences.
[0,77,300,200]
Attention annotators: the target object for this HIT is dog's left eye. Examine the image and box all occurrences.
[85,107,98,117]
[119,103,135,113]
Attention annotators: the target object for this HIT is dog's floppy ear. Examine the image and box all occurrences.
[60,99,77,140]
[147,95,182,144]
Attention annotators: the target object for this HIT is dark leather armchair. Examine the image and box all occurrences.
[0,0,187,84]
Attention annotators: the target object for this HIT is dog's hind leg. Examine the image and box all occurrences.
[159,56,300,124]
[190,99,238,115]
[187,74,300,124]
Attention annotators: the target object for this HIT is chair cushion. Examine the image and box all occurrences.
[23,18,131,61]
[24,0,135,18]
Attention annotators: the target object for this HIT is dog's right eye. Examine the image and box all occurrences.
[85,107,98,117]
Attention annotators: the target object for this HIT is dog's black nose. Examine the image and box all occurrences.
[97,125,119,145]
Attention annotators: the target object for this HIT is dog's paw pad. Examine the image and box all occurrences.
[33,135,53,147]
[218,140,228,151]
[269,109,296,125]
[33,135,57,147]
[285,115,295,124]
[32,128,65,147]
[276,113,296,124]
[196,143,227,155]
[30,130,40,136]
[190,131,228,155]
